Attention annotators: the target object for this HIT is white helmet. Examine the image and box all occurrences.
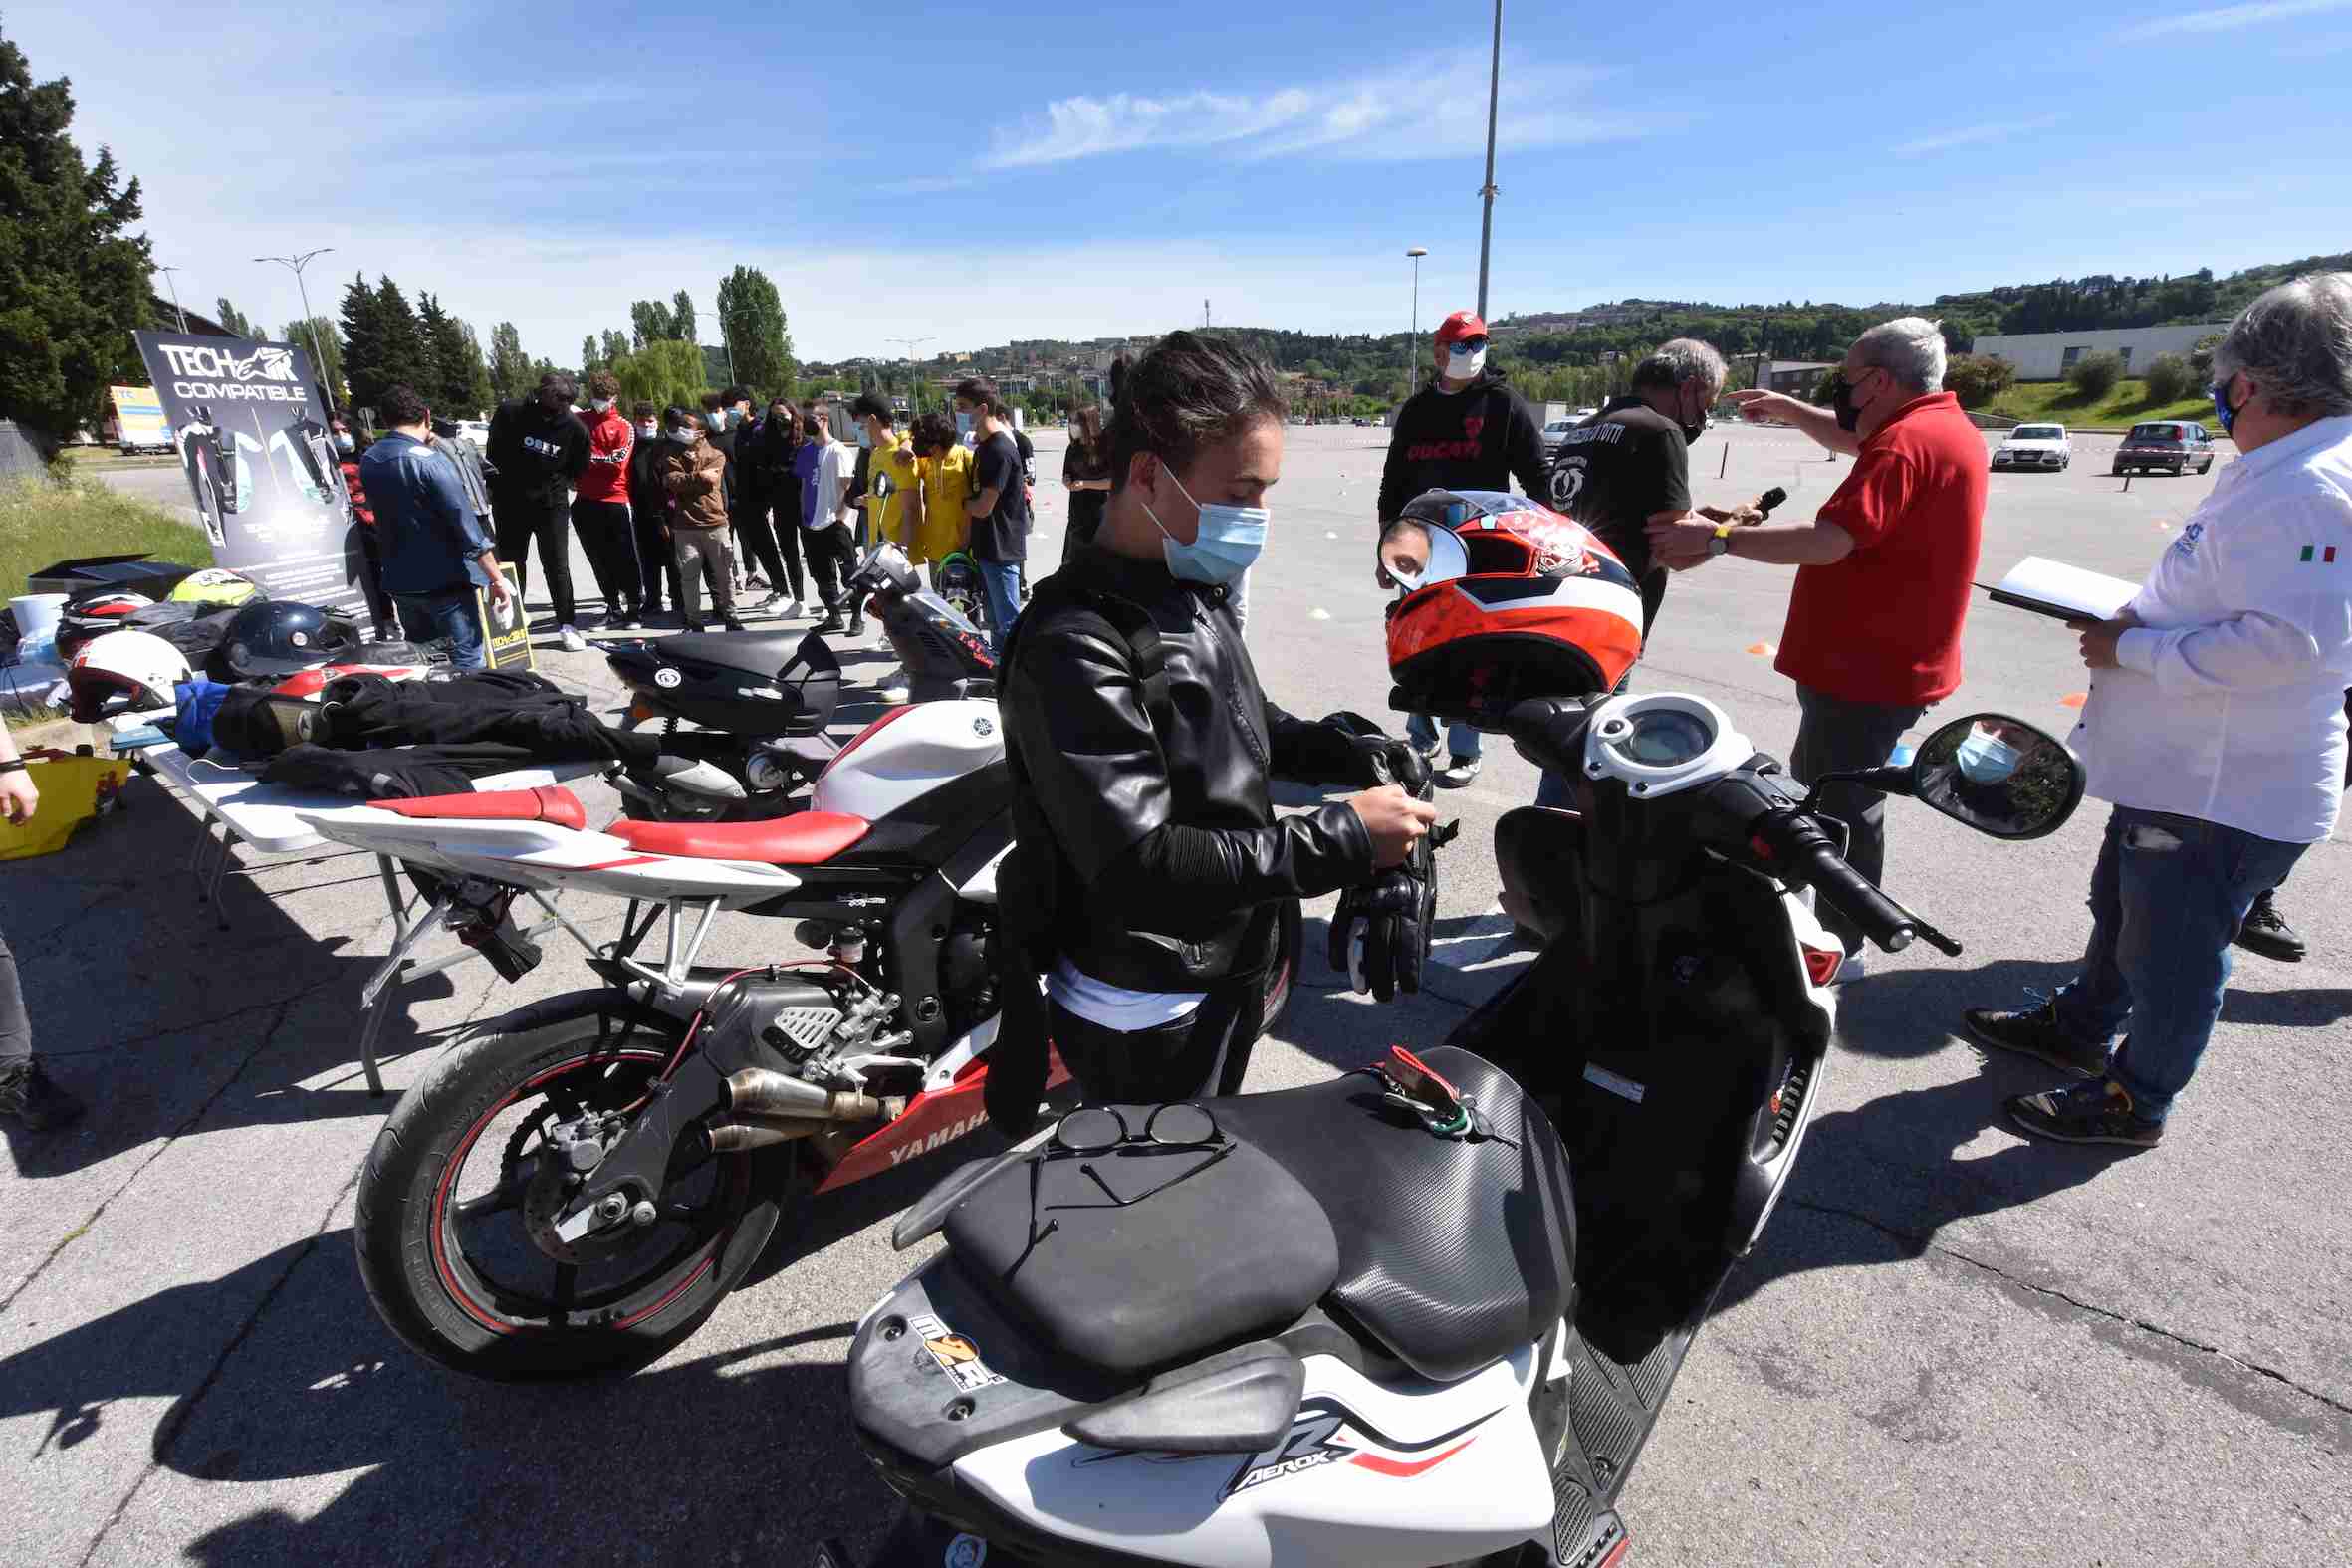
[68,629,193,722]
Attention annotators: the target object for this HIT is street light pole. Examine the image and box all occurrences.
[255,247,336,393]
[1406,247,1428,396]
[1475,0,1502,318]
[155,266,189,333]
[887,336,932,414]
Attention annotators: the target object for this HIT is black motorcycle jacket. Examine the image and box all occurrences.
[1002,545,1378,994]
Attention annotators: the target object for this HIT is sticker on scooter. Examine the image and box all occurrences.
[653,667,682,688]
[1584,1063,1647,1104]
[909,1313,1006,1393]
[943,1535,987,1568]
[1222,1400,1495,1497]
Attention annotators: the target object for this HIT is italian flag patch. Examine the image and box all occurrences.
[2299,545,2337,563]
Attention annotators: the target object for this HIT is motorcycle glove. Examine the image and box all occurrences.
[1328,863,1436,1004]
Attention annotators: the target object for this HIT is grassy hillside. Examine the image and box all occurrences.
[1,477,215,599]
[1984,379,2214,431]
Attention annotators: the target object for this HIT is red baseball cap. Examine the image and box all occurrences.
[1435,311,1488,346]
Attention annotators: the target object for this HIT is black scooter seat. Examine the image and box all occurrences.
[659,629,817,680]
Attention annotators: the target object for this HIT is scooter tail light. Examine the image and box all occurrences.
[1801,944,1843,987]
[819,701,917,780]
[627,697,658,723]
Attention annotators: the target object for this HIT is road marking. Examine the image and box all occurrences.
[1309,607,1331,620]
[2060,692,2088,709]
[1747,641,1776,656]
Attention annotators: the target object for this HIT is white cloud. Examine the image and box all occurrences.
[984,57,1632,169]
[2117,0,2352,38]
[1891,115,2063,156]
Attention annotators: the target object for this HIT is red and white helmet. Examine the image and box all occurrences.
[1384,490,1643,718]
[67,629,192,723]
[54,592,154,664]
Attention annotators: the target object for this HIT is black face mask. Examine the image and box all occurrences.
[1832,375,1866,433]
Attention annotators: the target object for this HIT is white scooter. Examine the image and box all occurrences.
[831,695,2084,1567]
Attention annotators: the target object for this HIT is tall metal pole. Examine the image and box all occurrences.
[155,267,189,333]
[1406,247,1428,396]
[256,248,336,393]
[1475,0,1502,318]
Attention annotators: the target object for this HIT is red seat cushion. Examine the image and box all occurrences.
[368,786,588,831]
[603,810,870,865]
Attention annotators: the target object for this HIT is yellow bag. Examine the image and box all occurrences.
[0,749,132,861]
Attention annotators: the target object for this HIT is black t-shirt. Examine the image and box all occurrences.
[1546,396,1690,582]
[1063,440,1111,544]
[971,429,1030,562]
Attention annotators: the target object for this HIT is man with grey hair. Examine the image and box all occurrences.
[1963,273,2352,1148]
[1654,317,1986,967]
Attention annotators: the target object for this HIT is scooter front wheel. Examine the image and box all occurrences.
[353,991,792,1381]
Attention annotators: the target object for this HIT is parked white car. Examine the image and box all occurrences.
[1993,423,2071,472]
[1540,417,1578,455]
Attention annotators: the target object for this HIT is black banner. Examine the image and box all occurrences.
[131,331,367,614]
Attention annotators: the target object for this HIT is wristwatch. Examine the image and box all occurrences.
[0,759,27,775]
[1708,524,1734,557]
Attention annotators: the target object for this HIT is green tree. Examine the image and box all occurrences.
[629,299,675,346]
[486,320,531,401]
[612,339,711,414]
[582,333,599,374]
[1943,352,2016,410]
[715,264,795,398]
[671,289,697,344]
[282,317,344,403]
[0,29,153,441]
[2067,350,2124,400]
[337,271,388,412]
[214,297,251,337]
[2187,331,2224,387]
[459,322,496,415]
[600,329,629,366]
[372,276,434,402]
[417,293,479,417]
[2141,351,2193,405]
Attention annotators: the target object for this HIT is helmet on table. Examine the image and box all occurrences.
[1383,490,1643,721]
[54,592,154,664]
[168,567,264,607]
[219,600,361,679]
[66,629,193,722]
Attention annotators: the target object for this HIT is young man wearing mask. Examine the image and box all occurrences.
[953,376,1028,647]
[1375,311,1550,787]
[625,399,683,619]
[572,369,643,629]
[487,371,590,651]
[740,397,806,614]
[801,410,862,634]
[992,332,1438,1111]
[847,392,919,558]
[659,404,745,633]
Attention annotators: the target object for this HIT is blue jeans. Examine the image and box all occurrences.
[392,585,488,670]
[1407,712,1483,763]
[2051,805,2308,1122]
[976,558,1023,653]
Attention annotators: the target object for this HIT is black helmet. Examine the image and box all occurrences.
[219,600,361,680]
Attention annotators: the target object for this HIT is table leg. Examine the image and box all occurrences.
[205,827,236,928]
[358,890,449,1095]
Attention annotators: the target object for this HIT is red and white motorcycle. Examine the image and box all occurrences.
[298,698,1302,1381]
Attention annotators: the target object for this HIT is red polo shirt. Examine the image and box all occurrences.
[1775,391,1986,706]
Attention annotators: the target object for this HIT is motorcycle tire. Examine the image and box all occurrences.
[353,990,792,1382]
[1259,897,1302,1037]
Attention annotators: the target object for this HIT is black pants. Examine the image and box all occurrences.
[735,503,801,601]
[354,525,395,634]
[804,522,856,610]
[571,498,641,614]
[0,929,28,1068]
[494,497,576,626]
[1049,977,1265,1106]
[633,508,682,614]
[1789,684,1929,955]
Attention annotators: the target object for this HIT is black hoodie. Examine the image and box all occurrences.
[485,398,588,510]
[1375,368,1549,526]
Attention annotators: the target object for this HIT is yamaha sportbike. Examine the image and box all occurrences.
[833,696,2083,1566]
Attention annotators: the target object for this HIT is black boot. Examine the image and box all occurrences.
[0,1057,85,1129]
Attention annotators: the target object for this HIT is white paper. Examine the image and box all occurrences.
[1985,556,2141,621]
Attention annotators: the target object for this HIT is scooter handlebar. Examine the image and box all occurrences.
[1753,810,1917,953]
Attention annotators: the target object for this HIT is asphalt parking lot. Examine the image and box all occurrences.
[5,422,2344,1566]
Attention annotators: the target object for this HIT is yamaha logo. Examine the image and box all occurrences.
[653,668,682,689]
[973,716,994,737]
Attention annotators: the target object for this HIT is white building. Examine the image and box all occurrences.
[1973,323,2226,381]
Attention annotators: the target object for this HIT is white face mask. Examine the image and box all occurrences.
[590,397,615,413]
[638,422,658,439]
[1445,345,1487,382]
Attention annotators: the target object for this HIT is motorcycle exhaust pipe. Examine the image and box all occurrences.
[702,1116,829,1154]
[724,1067,885,1124]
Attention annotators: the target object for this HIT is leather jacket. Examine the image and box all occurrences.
[1003,545,1377,994]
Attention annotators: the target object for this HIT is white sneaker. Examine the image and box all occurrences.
[558,625,588,653]
[777,597,804,618]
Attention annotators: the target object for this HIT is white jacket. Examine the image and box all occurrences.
[2070,414,2352,842]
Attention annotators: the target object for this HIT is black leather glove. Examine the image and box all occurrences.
[1328,863,1436,1003]
[1320,710,1429,792]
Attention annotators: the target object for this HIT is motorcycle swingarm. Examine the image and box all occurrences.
[548,1015,765,1245]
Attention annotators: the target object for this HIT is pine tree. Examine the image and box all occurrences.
[374,276,433,398]
[487,321,531,401]
[460,323,496,414]
[338,271,389,412]
[214,297,251,337]
[417,292,476,418]
[283,317,344,404]
[716,264,795,398]
[671,289,697,345]
[0,29,153,439]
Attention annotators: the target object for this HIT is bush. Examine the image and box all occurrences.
[0,477,215,598]
[2188,331,2223,386]
[1810,368,1845,407]
[2067,350,2125,399]
[1943,353,2016,410]
[2141,352,2194,404]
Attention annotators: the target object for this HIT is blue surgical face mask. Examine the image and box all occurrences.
[955,411,974,439]
[1142,465,1268,586]
[1954,727,2021,786]
[2209,377,2240,435]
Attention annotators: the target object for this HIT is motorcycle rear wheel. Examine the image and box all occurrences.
[354,991,791,1381]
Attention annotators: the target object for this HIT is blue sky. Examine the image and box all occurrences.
[14,1,2352,364]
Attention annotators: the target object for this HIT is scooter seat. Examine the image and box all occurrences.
[604,810,870,865]
[368,786,587,831]
[660,629,815,680]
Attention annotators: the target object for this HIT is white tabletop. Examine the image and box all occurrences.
[139,742,603,854]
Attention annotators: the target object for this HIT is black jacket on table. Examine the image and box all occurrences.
[1002,546,1376,995]
[1375,367,1549,526]
[485,399,588,511]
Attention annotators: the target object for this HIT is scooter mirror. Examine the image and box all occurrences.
[1909,713,2085,840]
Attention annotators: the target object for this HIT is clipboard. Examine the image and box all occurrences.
[1979,556,2139,624]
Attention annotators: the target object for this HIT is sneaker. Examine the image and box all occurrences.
[1835,948,1868,984]
[1962,995,2109,1078]
[2005,1077,2164,1149]
[777,597,804,619]
[558,625,588,653]
[2234,889,2305,963]
[815,611,845,635]
[682,620,707,633]
[0,1057,86,1130]
[721,618,748,633]
[1437,754,1482,789]
[606,612,637,632]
